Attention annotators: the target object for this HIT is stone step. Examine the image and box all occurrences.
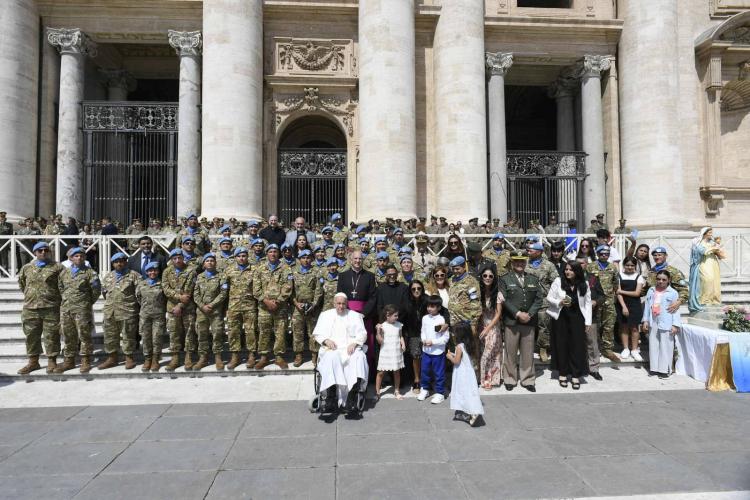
[0,302,104,314]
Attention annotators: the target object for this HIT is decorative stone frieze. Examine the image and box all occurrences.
[273,38,355,77]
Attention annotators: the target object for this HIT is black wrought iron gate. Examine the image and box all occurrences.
[278,148,347,226]
[82,102,178,225]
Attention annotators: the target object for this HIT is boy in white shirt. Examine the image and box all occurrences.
[418,295,450,404]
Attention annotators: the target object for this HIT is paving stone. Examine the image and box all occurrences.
[237,409,335,439]
[207,468,335,499]
[76,471,216,500]
[138,414,245,442]
[0,473,93,500]
[594,400,701,429]
[0,406,84,422]
[439,428,558,462]
[72,404,169,420]
[337,462,466,500]
[46,416,155,444]
[672,451,750,491]
[0,444,22,462]
[338,405,430,435]
[106,439,232,473]
[502,397,610,430]
[338,431,447,465]
[540,424,661,457]
[163,402,254,417]
[0,421,53,446]
[223,434,336,470]
[633,421,750,454]
[0,442,127,476]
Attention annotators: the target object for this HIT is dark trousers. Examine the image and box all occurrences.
[421,352,446,394]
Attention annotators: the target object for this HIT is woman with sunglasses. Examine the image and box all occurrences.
[576,238,597,264]
[404,280,428,392]
[426,265,451,308]
[478,264,504,390]
[444,235,467,264]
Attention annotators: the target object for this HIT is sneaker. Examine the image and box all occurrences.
[631,350,643,362]
[416,389,429,401]
[620,348,631,359]
[430,393,445,404]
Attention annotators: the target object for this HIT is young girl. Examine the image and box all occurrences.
[375,304,406,400]
[642,270,682,378]
[446,322,484,427]
[616,256,646,361]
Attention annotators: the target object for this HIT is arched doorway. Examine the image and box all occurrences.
[277,115,347,225]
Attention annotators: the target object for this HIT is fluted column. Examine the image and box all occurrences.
[358,0,417,220]
[169,30,203,217]
[433,0,488,221]
[100,69,136,101]
[202,1,263,219]
[0,0,39,220]
[48,28,97,220]
[577,55,611,222]
[485,52,513,223]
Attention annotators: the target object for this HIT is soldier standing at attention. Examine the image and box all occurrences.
[291,249,323,367]
[586,245,621,362]
[525,242,559,363]
[330,212,349,244]
[136,261,166,372]
[544,214,563,243]
[98,252,141,370]
[17,242,64,374]
[193,253,228,371]
[216,237,235,273]
[224,247,258,370]
[0,211,13,272]
[57,247,101,373]
[613,218,631,235]
[446,256,482,326]
[498,251,543,392]
[178,213,210,255]
[319,257,341,312]
[482,233,511,275]
[252,244,294,370]
[162,248,198,371]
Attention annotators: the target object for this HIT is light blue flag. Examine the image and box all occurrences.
[729,332,750,393]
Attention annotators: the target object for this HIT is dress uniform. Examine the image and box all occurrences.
[586,245,620,360]
[524,242,559,362]
[224,247,258,369]
[99,253,141,370]
[162,248,198,371]
[193,253,228,370]
[136,261,166,372]
[290,250,323,366]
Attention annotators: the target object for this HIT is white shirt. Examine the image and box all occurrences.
[619,270,646,287]
[437,288,450,308]
[421,313,449,355]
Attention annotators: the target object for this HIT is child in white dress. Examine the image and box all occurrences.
[447,322,484,427]
[375,304,406,400]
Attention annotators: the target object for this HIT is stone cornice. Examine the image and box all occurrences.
[47,28,97,57]
[485,52,513,77]
[168,30,202,57]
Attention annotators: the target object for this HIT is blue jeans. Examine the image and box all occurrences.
[421,352,446,394]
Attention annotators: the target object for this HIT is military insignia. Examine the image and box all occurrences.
[221,283,229,290]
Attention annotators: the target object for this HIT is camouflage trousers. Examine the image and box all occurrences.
[535,308,550,351]
[21,307,60,357]
[139,314,166,358]
[196,310,225,356]
[594,299,616,353]
[226,307,257,353]
[291,308,320,354]
[61,308,94,357]
[166,309,196,353]
[103,312,138,355]
[258,306,288,356]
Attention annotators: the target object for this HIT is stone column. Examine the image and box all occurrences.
[358,0,416,221]
[48,28,97,220]
[100,69,136,101]
[485,52,513,223]
[577,55,611,223]
[168,30,203,217]
[550,76,579,224]
[0,0,39,220]
[202,1,263,219]
[433,0,488,221]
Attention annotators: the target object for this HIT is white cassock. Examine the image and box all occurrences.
[313,308,369,406]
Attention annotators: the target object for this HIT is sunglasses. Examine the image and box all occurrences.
[183,241,195,245]
[36,249,50,253]
[411,287,423,292]
[434,273,446,278]
[482,273,494,278]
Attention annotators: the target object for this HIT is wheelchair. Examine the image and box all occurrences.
[308,354,367,418]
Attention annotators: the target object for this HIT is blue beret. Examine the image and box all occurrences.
[322,226,333,233]
[393,228,403,235]
[203,252,216,260]
[280,243,291,250]
[331,213,342,221]
[376,251,389,260]
[32,242,49,252]
[181,235,195,243]
[595,245,610,254]
[398,247,412,254]
[233,246,248,256]
[67,247,84,257]
[186,213,197,220]
[400,255,412,263]
[449,256,466,267]
[251,238,263,246]
[651,246,667,255]
[530,242,544,251]
[169,248,184,258]
[265,244,279,253]
[314,243,326,252]
[375,236,386,243]
[298,249,311,257]
[526,235,540,242]
[144,261,160,272]
[493,232,505,240]
[358,237,369,244]
[111,252,128,262]
[356,225,367,233]
[326,257,339,266]
[334,243,345,250]
[247,219,259,227]
[219,237,232,244]
[219,224,231,233]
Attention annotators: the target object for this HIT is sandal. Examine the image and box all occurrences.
[571,379,580,390]
[558,378,568,388]
[412,382,420,393]
[481,381,493,390]
[395,391,404,400]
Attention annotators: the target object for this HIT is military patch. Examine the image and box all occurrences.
[221,283,229,289]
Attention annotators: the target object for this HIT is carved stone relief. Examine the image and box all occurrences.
[271,87,358,137]
[273,38,356,77]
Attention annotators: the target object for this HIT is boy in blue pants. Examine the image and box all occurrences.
[418,295,450,404]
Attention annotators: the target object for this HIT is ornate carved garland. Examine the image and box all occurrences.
[272,87,357,137]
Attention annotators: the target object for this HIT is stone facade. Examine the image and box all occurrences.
[0,0,747,229]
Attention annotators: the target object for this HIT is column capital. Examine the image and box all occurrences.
[168,30,202,57]
[99,69,137,91]
[47,28,97,57]
[485,52,513,77]
[548,76,578,99]
[575,54,613,79]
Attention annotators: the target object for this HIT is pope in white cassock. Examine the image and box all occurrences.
[313,293,369,410]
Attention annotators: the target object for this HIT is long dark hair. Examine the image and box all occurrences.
[576,237,596,260]
[478,264,498,312]
[564,261,588,296]
[452,322,475,358]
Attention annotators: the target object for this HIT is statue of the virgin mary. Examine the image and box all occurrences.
[688,227,726,313]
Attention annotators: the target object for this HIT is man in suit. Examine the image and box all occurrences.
[284,216,317,248]
[128,236,166,278]
[498,250,543,392]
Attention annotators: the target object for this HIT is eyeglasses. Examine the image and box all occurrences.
[184,241,195,245]
[411,287,423,292]
[36,249,50,253]
[481,273,494,278]
[434,273,445,278]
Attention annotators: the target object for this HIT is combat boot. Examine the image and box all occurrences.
[311,352,318,368]
[165,354,181,372]
[293,353,303,367]
[539,348,549,363]
[17,355,41,375]
[253,355,270,370]
[193,354,208,371]
[97,353,118,370]
[215,354,225,370]
[245,352,256,369]
[54,357,76,374]
[275,356,289,370]
[46,356,57,374]
[151,356,161,372]
[142,357,152,372]
[184,351,194,371]
[227,353,240,370]
[79,356,92,373]
[124,355,136,370]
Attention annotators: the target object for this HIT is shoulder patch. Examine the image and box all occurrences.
[221,283,229,290]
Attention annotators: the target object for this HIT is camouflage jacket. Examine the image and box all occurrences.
[252,262,294,309]
[586,261,620,299]
[162,265,197,312]
[447,273,482,324]
[482,248,511,275]
[292,266,322,307]
[398,270,427,285]
[646,265,689,304]
[525,258,560,298]
[101,270,141,319]
[177,228,210,255]
[216,252,235,273]
[194,271,228,313]
[319,272,339,312]
[58,266,101,312]
[18,260,64,309]
[136,280,166,318]
[224,263,256,311]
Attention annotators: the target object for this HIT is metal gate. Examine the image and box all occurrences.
[278,148,347,226]
[82,102,178,225]
[507,151,586,230]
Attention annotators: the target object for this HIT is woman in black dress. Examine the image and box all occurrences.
[616,256,646,361]
[404,280,427,392]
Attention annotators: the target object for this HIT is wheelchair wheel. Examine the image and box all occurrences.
[313,370,322,394]
[308,394,320,413]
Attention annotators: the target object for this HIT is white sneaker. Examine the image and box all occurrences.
[430,393,445,404]
[620,348,631,359]
[417,389,429,401]
[631,350,643,362]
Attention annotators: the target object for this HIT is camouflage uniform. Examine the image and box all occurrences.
[447,273,482,325]
[253,262,294,356]
[482,247,511,276]
[291,266,323,354]
[525,258,559,352]
[162,265,197,354]
[18,260,64,356]
[374,267,388,285]
[177,228,210,255]
[332,227,349,245]
[397,269,426,285]
[194,271,228,356]
[319,272,339,312]
[216,251,234,273]
[586,261,620,353]
[58,266,101,358]
[136,279,166,358]
[224,263,258,354]
[0,218,13,272]
[646,265,688,304]
[101,270,141,356]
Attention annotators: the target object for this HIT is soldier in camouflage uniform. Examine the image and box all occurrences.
[312,244,328,276]
[544,214,564,243]
[252,244,294,370]
[224,247,258,370]
[358,238,374,271]
[397,255,426,285]
[645,247,689,308]
[373,251,390,284]
[319,258,340,312]
[17,242,64,374]
[249,238,266,266]
[333,243,349,272]
[319,226,336,257]
[330,213,349,244]
[215,237,235,273]
[162,248,198,371]
[177,213,210,255]
[524,242,559,363]
[482,233,511,276]
[57,247,101,373]
[16,217,40,268]
[98,252,141,370]
[290,249,323,367]
[280,243,298,270]
[136,261,166,372]
[193,253,228,371]
[586,245,621,361]
[613,218,631,236]
[446,255,482,372]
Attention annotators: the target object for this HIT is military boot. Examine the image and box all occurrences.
[79,356,92,373]
[165,354,181,372]
[227,353,240,370]
[539,348,549,364]
[54,357,76,374]
[97,353,118,370]
[17,355,41,375]
[151,356,161,372]
[124,355,136,370]
[292,353,303,368]
[311,352,318,368]
[193,355,208,371]
[141,357,152,372]
[215,354,225,370]
[45,356,57,374]
[275,356,289,370]
[253,355,270,370]
[184,351,194,371]
[245,352,256,369]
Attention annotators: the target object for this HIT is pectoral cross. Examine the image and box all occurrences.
[351,290,357,298]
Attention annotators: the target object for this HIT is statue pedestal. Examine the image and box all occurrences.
[688,305,725,330]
